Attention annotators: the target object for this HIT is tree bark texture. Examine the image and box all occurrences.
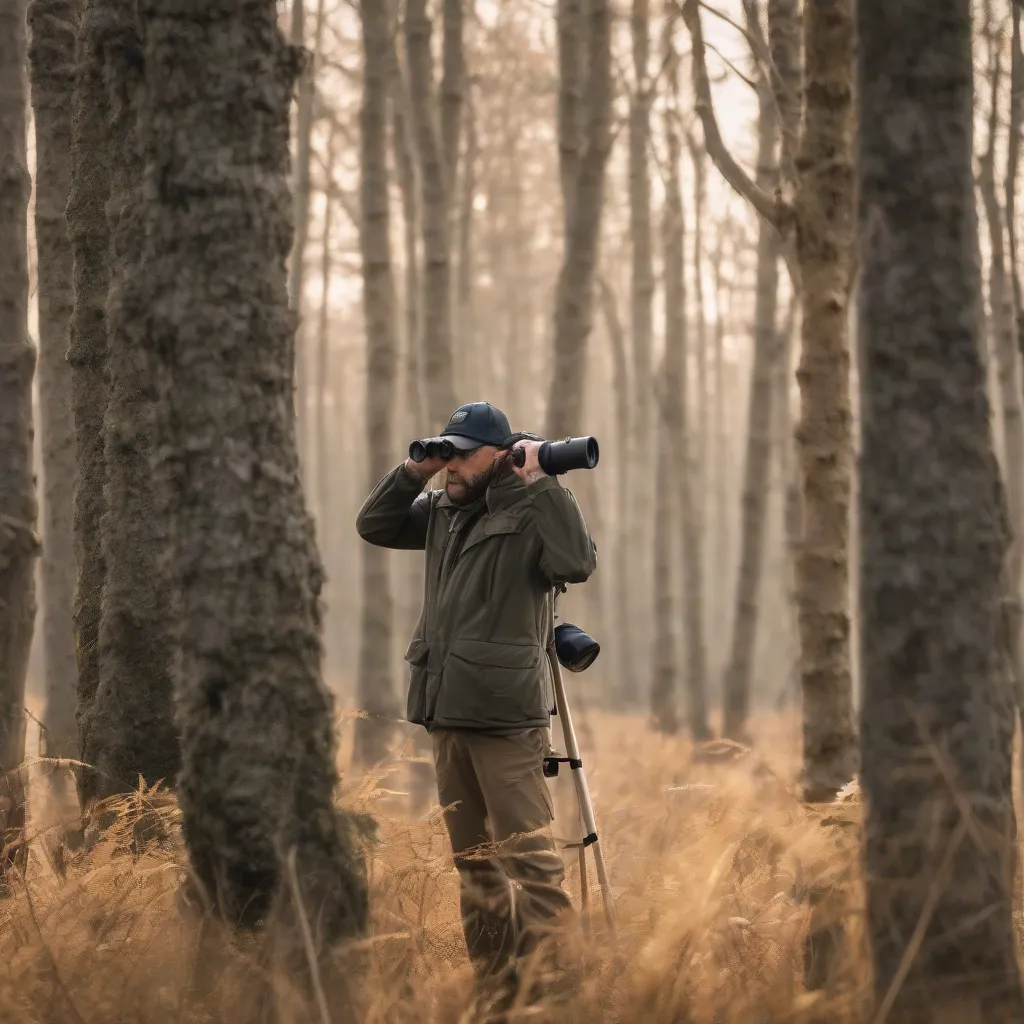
[27,0,81,764]
[67,0,111,800]
[0,0,38,875]
[80,1,181,805]
[354,0,399,769]
[858,0,1024,1015]
[793,0,858,802]
[137,0,368,943]
[546,0,613,441]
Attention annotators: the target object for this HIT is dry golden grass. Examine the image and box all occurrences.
[0,708,871,1024]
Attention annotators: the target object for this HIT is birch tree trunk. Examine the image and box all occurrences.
[138,0,368,947]
[0,0,38,880]
[81,3,180,806]
[858,0,1024,1015]
[67,0,110,803]
[27,0,80,768]
[354,0,399,769]
[793,0,858,801]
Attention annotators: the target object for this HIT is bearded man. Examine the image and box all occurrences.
[356,401,597,1002]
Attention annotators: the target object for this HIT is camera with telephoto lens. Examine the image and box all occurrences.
[408,437,458,463]
[508,434,600,475]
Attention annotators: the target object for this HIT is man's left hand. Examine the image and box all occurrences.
[510,440,547,486]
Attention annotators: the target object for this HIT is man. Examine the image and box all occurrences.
[356,401,596,999]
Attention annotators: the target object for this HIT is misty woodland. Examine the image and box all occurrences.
[1,0,1023,1022]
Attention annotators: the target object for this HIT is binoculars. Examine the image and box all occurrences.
[408,434,600,476]
[408,437,459,463]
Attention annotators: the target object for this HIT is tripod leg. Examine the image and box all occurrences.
[547,647,617,937]
[577,845,590,933]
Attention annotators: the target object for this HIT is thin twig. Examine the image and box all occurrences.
[285,846,332,1024]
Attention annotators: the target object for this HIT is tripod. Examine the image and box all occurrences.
[543,633,617,937]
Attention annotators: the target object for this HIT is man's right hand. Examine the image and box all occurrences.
[405,456,446,481]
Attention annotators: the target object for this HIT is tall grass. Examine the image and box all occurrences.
[0,710,869,1023]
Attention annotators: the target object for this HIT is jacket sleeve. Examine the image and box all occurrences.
[525,475,597,585]
[356,462,434,550]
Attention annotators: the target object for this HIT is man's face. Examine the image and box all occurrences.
[445,445,500,505]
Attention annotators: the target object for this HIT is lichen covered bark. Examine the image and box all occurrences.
[136,0,368,942]
[77,0,181,805]
[858,0,1024,1015]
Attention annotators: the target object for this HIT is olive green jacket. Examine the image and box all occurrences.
[355,462,597,733]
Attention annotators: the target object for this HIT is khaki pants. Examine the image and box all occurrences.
[432,727,573,978]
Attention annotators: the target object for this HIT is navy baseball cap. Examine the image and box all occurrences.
[439,402,512,450]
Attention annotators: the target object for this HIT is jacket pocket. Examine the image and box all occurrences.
[438,639,547,727]
[404,638,431,726]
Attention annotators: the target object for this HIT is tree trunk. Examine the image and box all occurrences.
[858,0,1024,1016]
[67,0,110,805]
[405,0,457,426]
[137,0,368,948]
[979,10,1024,688]
[721,47,781,742]
[288,0,326,471]
[793,0,858,802]
[455,86,477,392]
[81,3,180,806]
[315,118,337,530]
[688,131,709,578]
[27,0,80,769]
[1010,0,1024,356]
[546,0,613,440]
[0,0,38,881]
[630,0,655,711]
[710,233,731,674]
[650,365,678,735]
[596,274,633,709]
[354,0,399,769]
[663,9,710,740]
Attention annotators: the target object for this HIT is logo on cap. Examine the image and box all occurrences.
[449,410,468,423]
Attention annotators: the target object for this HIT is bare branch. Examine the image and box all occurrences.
[680,0,779,226]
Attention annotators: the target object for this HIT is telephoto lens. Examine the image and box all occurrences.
[511,436,599,474]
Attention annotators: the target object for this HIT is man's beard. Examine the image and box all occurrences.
[445,464,493,506]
